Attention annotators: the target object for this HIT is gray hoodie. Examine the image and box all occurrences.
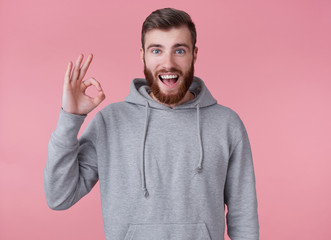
[44,77,259,240]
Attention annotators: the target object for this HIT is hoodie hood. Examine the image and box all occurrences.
[124,76,217,109]
[124,76,217,197]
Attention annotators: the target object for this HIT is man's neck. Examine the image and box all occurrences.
[149,91,195,109]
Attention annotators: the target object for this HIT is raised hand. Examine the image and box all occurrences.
[62,54,105,115]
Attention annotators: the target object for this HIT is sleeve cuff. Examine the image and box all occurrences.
[52,108,87,146]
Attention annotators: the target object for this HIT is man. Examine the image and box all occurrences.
[44,8,259,240]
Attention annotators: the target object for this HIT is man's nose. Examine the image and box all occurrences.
[161,53,176,70]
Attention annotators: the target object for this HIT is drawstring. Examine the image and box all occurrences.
[195,104,204,173]
[140,101,204,198]
[141,101,150,197]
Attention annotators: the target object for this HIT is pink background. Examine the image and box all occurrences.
[1,0,331,239]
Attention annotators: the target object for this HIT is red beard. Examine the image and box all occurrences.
[144,61,194,105]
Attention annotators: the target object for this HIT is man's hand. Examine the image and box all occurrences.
[62,54,105,115]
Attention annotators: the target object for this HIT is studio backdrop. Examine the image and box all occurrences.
[1,0,330,239]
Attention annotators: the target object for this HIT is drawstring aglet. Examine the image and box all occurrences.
[195,166,203,173]
[143,188,149,197]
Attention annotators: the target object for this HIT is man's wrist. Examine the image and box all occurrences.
[61,107,87,117]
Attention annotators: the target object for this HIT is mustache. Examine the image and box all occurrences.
[156,68,183,76]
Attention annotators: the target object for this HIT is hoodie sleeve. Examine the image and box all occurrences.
[44,108,100,210]
[224,124,259,240]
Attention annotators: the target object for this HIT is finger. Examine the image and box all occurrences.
[81,78,105,107]
[64,61,73,84]
[81,78,102,92]
[78,53,93,81]
[93,91,106,106]
[71,54,84,81]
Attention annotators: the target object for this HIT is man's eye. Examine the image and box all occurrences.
[176,49,185,54]
[152,49,161,54]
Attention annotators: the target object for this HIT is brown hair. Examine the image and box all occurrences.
[141,8,197,50]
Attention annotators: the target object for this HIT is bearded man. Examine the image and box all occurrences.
[45,8,259,240]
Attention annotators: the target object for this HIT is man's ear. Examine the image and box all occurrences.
[193,46,198,64]
[140,48,144,64]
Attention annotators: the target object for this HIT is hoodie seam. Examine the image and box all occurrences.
[84,112,102,169]
[228,132,244,159]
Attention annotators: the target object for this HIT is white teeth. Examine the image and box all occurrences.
[160,74,178,79]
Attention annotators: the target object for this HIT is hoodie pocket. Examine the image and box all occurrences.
[123,222,211,240]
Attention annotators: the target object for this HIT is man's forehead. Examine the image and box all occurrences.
[144,26,193,49]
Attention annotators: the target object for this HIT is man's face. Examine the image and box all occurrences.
[141,26,198,105]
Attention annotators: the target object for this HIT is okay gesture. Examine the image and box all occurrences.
[62,54,106,115]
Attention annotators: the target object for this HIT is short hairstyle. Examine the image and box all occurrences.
[141,8,197,50]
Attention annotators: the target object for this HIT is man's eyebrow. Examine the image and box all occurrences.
[173,43,190,49]
[146,43,191,50]
[146,44,164,50]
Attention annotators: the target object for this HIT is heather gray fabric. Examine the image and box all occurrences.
[44,77,259,240]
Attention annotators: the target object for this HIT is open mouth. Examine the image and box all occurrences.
[158,74,179,88]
